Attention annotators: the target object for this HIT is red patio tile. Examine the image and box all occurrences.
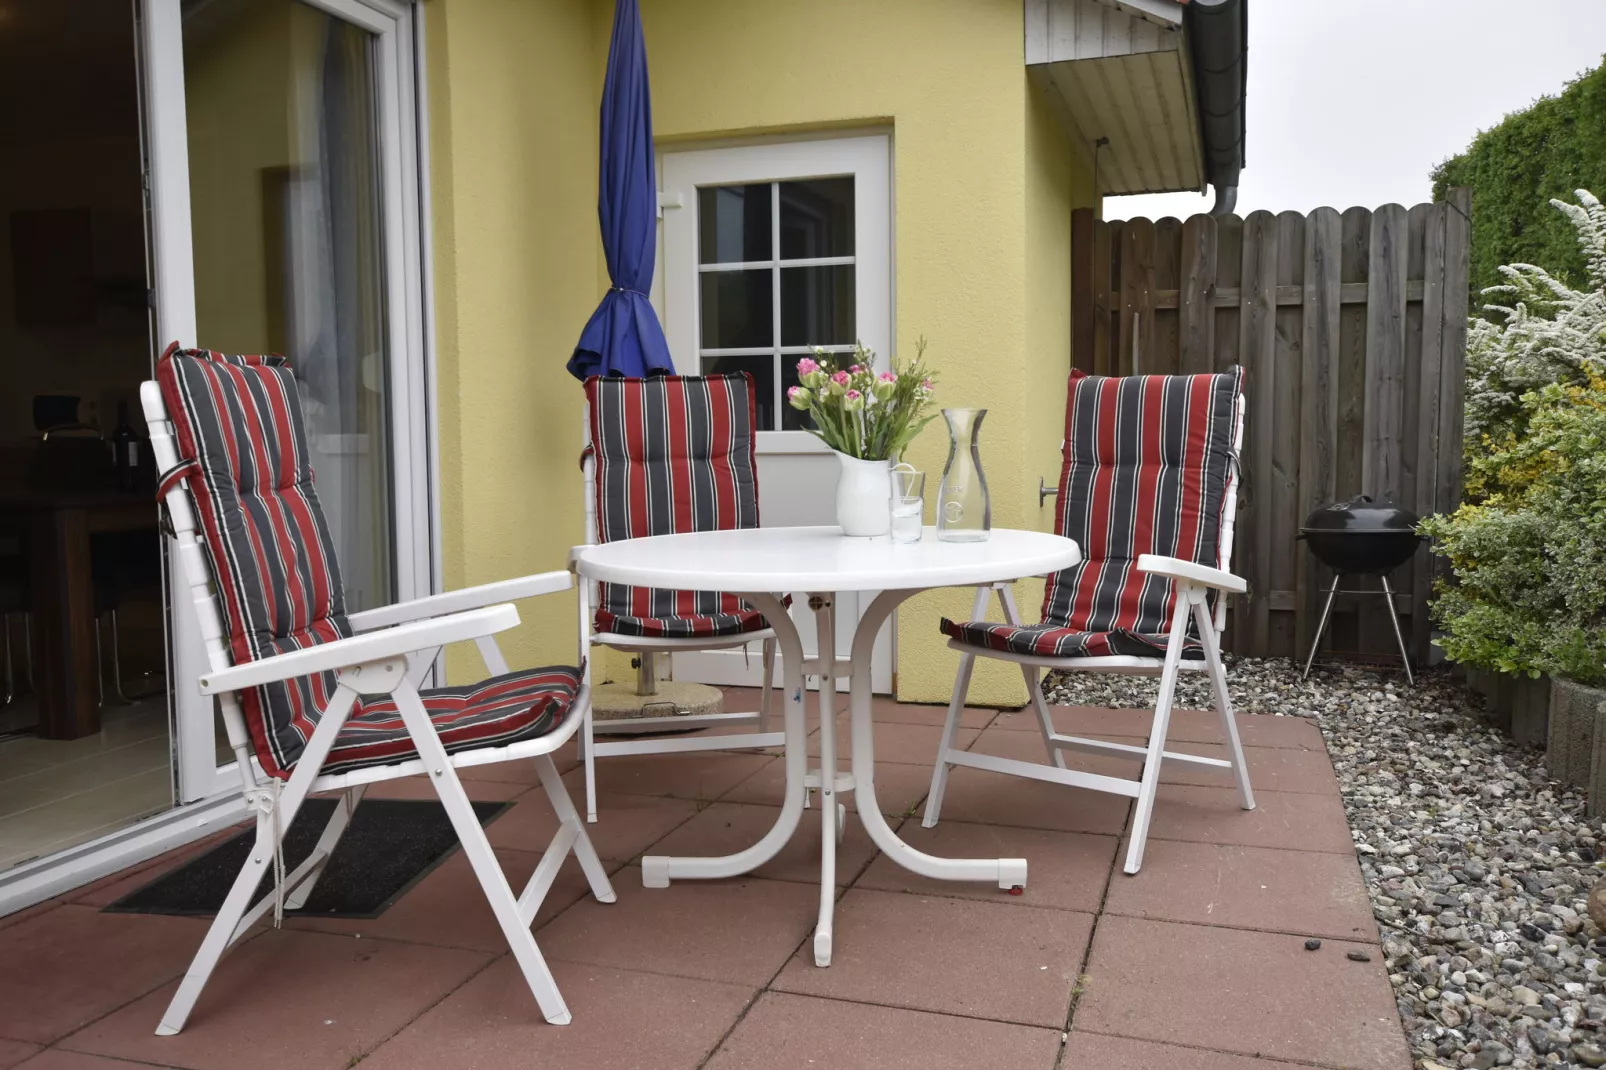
[484,786,700,862]
[705,991,1061,1070]
[864,695,997,730]
[855,821,1116,913]
[60,930,492,1070]
[12,1053,151,1069]
[720,756,936,819]
[361,958,754,1070]
[560,751,773,804]
[645,802,883,886]
[1104,838,1377,941]
[538,868,817,986]
[966,728,1341,796]
[0,1040,40,1069]
[928,766,1131,836]
[1147,783,1356,854]
[288,846,593,952]
[1075,914,1411,1070]
[13,1053,155,1069]
[1061,1032,1317,1069]
[773,888,1093,1027]
[0,905,206,1044]
[993,706,1327,751]
[809,717,980,766]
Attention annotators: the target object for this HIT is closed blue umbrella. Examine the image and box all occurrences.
[567,0,674,380]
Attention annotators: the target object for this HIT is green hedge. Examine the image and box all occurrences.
[1432,57,1606,301]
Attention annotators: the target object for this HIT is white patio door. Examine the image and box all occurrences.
[660,135,894,692]
[143,0,431,800]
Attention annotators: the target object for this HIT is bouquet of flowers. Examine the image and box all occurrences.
[787,340,938,461]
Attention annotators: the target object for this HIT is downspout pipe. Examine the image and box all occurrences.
[1184,0,1247,216]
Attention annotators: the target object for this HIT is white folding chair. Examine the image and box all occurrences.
[575,373,784,822]
[144,345,613,1035]
[924,368,1256,875]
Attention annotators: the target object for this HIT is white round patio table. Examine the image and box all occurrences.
[574,524,1082,967]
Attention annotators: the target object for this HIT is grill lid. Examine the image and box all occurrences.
[1300,495,1420,535]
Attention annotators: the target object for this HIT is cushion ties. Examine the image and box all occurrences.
[245,780,287,927]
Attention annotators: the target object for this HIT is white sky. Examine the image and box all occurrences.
[1108,0,1606,221]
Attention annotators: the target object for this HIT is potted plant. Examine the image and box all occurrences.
[787,341,938,537]
[1422,189,1606,803]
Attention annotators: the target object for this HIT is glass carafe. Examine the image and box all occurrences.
[937,408,990,542]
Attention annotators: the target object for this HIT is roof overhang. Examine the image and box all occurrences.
[1025,0,1246,199]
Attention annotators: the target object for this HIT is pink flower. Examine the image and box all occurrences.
[831,371,850,385]
[878,371,896,382]
[797,357,819,376]
[921,378,934,391]
[849,365,863,374]
[845,389,862,400]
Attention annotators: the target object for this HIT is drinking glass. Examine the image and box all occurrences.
[890,465,925,544]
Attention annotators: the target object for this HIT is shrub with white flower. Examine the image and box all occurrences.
[786,339,938,461]
[1464,189,1606,445]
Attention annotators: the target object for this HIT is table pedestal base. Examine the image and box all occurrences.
[637,590,1028,967]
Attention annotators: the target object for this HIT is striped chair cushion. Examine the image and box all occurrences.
[326,665,581,776]
[158,345,568,779]
[585,373,777,639]
[941,369,1243,660]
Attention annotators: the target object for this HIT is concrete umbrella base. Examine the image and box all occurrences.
[590,679,724,733]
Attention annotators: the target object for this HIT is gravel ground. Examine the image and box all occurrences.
[1046,657,1606,1069]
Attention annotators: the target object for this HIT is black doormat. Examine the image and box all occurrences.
[105,798,511,919]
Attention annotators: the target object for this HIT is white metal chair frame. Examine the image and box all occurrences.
[576,442,780,823]
[142,382,614,1035]
[924,421,1257,876]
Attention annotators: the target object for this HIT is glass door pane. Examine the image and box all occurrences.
[182,0,395,610]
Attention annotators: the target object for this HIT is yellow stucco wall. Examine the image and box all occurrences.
[424,0,603,680]
[424,0,1094,702]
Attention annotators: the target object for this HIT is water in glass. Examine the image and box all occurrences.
[937,408,991,542]
[890,466,925,544]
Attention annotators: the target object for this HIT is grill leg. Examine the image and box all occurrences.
[1379,574,1414,685]
[1301,574,1342,681]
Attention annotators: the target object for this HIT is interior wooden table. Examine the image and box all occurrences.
[5,490,158,740]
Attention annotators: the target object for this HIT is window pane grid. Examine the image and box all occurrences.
[696,178,856,430]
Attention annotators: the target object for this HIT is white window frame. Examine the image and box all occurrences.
[661,134,891,451]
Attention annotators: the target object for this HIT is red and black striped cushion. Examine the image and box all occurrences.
[585,373,776,638]
[158,345,569,779]
[941,369,1243,659]
[326,665,581,776]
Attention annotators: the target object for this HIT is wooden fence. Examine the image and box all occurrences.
[1071,189,1472,663]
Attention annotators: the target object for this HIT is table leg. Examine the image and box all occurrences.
[811,594,839,967]
[849,589,1027,892]
[640,591,808,887]
[31,507,101,740]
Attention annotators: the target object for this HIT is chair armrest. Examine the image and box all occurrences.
[1136,554,1247,594]
[199,604,520,695]
[346,571,572,632]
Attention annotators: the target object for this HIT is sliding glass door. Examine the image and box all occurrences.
[143,0,431,801]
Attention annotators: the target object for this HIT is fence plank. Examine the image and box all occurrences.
[1072,208,1097,373]
[1094,218,1115,375]
[1411,202,1448,663]
[1268,210,1305,656]
[1296,206,1342,663]
[1152,217,1183,375]
[1239,210,1279,655]
[1118,218,1155,375]
[1364,204,1410,503]
[1213,214,1243,374]
[1179,214,1216,374]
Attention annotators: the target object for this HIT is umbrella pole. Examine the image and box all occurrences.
[636,651,658,696]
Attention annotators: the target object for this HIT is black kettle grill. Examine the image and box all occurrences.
[1297,495,1425,683]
